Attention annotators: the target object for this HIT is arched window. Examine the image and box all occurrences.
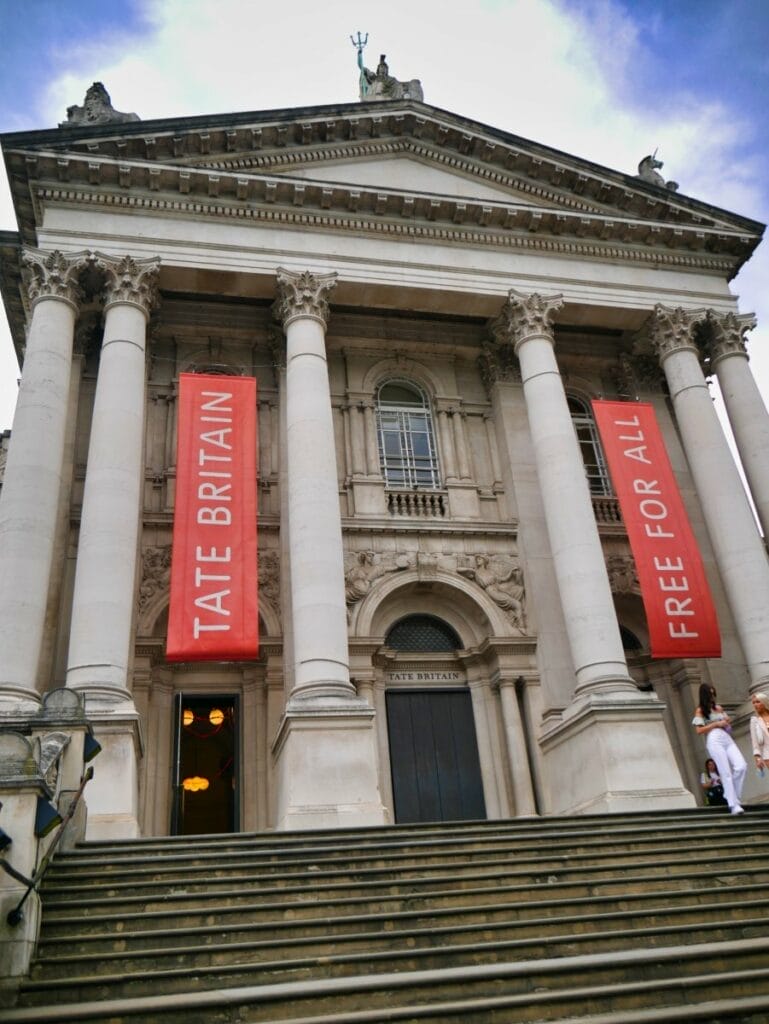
[568,395,611,496]
[386,614,462,652]
[376,381,440,489]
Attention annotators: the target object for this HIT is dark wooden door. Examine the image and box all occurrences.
[386,689,486,823]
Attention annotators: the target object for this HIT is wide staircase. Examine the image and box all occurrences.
[3,809,769,1023]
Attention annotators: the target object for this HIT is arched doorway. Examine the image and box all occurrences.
[384,614,486,823]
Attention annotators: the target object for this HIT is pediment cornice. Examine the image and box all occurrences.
[5,145,755,277]
[3,100,762,238]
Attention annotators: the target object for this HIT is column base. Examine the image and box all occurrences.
[272,699,387,830]
[540,691,695,815]
[82,707,144,840]
[0,686,41,716]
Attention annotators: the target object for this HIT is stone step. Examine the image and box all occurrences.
[51,812,765,870]
[26,909,767,995]
[19,934,769,1006]
[41,833,769,898]
[38,844,769,913]
[36,884,769,956]
[6,942,769,1022]
[34,868,765,939]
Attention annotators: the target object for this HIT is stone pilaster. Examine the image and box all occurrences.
[498,677,537,816]
[0,249,91,709]
[647,304,769,692]
[271,268,385,830]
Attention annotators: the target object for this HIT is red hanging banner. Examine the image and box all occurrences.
[166,373,258,662]
[591,400,720,659]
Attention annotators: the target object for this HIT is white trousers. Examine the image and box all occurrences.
[706,728,747,810]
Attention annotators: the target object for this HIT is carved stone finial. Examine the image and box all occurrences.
[273,268,337,328]
[644,304,708,364]
[94,252,160,317]
[61,82,140,127]
[636,153,678,192]
[22,248,93,310]
[704,310,757,367]
[489,288,563,351]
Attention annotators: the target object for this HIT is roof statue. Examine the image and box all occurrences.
[60,82,140,127]
[636,152,678,192]
[351,32,424,103]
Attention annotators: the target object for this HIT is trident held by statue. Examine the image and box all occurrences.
[350,31,368,57]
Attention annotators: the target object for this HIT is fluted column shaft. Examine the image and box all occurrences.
[0,249,89,704]
[708,312,769,538]
[274,269,354,701]
[649,305,769,689]
[66,254,159,700]
[492,290,633,696]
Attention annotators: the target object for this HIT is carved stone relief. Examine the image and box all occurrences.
[344,550,414,608]
[139,545,172,611]
[606,554,639,594]
[457,553,526,631]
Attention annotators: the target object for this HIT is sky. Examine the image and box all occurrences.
[0,0,768,450]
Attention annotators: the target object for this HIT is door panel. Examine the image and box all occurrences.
[386,690,486,824]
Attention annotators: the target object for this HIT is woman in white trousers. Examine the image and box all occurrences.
[692,683,747,815]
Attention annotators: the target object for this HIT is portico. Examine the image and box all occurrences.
[1,82,768,839]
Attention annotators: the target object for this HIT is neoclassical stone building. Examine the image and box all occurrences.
[1,76,768,840]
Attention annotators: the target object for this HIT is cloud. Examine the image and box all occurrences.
[1,0,768,431]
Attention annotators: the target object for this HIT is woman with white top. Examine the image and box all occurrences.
[692,683,747,815]
[750,691,769,776]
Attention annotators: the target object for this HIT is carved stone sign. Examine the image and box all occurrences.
[386,670,464,684]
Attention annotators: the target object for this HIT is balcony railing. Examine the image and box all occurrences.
[387,489,447,518]
[592,494,623,525]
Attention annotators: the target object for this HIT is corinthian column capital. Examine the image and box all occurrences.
[706,310,757,366]
[22,247,92,311]
[94,252,160,318]
[489,288,563,351]
[645,304,708,364]
[273,268,337,329]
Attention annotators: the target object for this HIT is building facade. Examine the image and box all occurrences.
[1,79,768,841]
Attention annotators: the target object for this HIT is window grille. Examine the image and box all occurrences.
[568,395,612,496]
[386,615,461,652]
[377,381,441,490]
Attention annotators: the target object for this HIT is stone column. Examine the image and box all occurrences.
[498,677,537,816]
[0,249,90,708]
[706,311,769,538]
[273,269,353,702]
[647,305,769,691]
[66,254,160,702]
[65,254,157,840]
[491,289,634,697]
[271,268,385,830]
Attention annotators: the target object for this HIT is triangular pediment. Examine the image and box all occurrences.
[1,98,762,281]
[271,155,546,206]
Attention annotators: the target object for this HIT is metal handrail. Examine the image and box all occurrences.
[5,765,94,927]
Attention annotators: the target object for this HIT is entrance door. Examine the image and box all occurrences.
[171,694,239,835]
[386,689,486,823]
